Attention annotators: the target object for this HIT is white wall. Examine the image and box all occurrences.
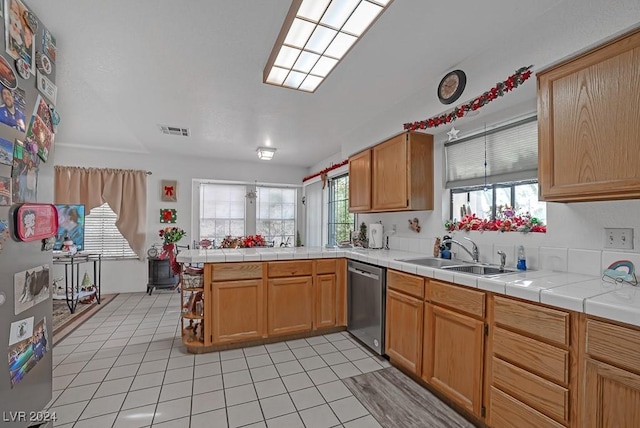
[54,146,308,294]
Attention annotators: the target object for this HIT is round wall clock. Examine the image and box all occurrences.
[437,70,466,105]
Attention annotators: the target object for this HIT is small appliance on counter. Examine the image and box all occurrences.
[368,223,383,249]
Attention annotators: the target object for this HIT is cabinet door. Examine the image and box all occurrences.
[268,276,313,336]
[538,29,640,202]
[372,134,408,210]
[315,274,336,330]
[348,150,371,212]
[385,289,423,374]
[583,358,640,427]
[212,279,264,344]
[423,303,484,417]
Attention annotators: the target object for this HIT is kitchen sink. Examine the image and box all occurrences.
[397,257,461,268]
[441,264,518,276]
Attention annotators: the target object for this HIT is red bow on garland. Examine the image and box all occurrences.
[403,65,533,131]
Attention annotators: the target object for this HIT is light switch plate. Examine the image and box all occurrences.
[604,228,634,250]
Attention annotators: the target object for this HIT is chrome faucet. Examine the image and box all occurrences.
[497,250,506,272]
[442,236,480,263]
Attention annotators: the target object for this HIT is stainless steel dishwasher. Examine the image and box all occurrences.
[347,260,386,355]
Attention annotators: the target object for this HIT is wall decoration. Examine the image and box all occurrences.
[160,208,177,223]
[0,137,13,165]
[403,65,533,131]
[0,86,26,131]
[302,159,348,183]
[4,0,36,74]
[14,57,29,80]
[36,71,56,105]
[24,95,54,161]
[12,203,58,242]
[9,316,33,346]
[161,180,177,202]
[408,218,421,233]
[43,29,56,63]
[11,139,39,203]
[14,264,49,315]
[0,54,17,89]
[0,174,10,205]
[7,317,48,388]
[21,9,36,33]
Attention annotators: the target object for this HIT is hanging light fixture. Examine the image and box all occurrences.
[257,147,276,160]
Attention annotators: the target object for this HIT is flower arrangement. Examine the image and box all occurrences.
[159,227,186,245]
[445,210,546,234]
[220,234,266,248]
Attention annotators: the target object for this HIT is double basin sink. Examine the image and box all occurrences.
[397,257,520,277]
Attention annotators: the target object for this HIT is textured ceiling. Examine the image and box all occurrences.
[25,0,640,167]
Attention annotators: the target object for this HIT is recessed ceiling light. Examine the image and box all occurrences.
[257,147,276,160]
[263,0,394,93]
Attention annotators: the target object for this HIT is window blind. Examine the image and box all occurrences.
[84,203,137,258]
[199,183,246,243]
[445,116,538,188]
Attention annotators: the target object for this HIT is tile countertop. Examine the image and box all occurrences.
[177,247,640,328]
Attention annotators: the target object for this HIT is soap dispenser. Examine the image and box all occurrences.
[517,245,527,271]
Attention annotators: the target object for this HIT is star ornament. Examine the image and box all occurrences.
[447,126,460,142]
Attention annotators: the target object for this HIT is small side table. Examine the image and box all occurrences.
[52,252,102,313]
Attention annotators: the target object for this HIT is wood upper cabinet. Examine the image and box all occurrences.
[372,132,434,211]
[538,28,640,202]
[315,274,336,330]
[349,131,433,212]
[423,303,485,417]
[211,279,265,344]
[385,288,423,375]
[348,149,371,212]
[268,276,313,336]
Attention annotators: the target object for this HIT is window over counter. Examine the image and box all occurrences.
[197,181,299,247]
[445,116,546,229]
[84,203,137,259]
[327,174,354,246]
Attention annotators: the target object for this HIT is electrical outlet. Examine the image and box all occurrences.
[604,228,634,250]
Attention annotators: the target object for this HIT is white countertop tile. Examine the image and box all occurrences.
[452,273,478,289]
[505,271,589,302]
[585,284,640,326]
[540,278,615,312]
[477,277,507,294]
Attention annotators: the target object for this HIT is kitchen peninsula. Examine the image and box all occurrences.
[177,246,640,427]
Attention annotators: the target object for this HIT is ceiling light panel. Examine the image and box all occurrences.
[320,0,359,29]
[284,18,315,48]
[297,0,331,22]
[264,0,394,92]
[342,1,383,36]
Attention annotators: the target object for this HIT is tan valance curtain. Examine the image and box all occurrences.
[54,166,147,260]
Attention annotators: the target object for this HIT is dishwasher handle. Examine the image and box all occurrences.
[348,266,380,280]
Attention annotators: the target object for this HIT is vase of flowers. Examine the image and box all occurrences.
[158,227,186,274]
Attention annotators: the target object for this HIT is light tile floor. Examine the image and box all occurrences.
[49,292,391,428]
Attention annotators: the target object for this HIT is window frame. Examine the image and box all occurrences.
[327,173,354,247]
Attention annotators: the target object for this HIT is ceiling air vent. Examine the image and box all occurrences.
[159,125,190,137]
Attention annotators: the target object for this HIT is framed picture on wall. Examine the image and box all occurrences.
[161,180,177,202]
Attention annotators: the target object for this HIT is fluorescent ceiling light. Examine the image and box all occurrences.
[257,147,276,160]
[263,0,394,93]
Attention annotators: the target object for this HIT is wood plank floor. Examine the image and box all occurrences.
[343,367,476,428]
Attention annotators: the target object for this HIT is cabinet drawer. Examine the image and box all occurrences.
[586,318,640,374]
[492,357,568,423]
[427,280,484,318]
[493,327,569,384]
[315,259,336,275]
[268,261,313,278]
[490,387,564,428]
[212,262,263,281]
[494,296,569,346]
[387,269,424,299]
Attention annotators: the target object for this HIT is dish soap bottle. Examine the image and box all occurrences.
[517,245,527,271]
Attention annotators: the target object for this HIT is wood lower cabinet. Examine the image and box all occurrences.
[538,28,640,202]
[423,303,485,416]
[315,273,336,329]
[582,318,640,427]
[211,279,264,344]
[385,288,423,374]
[583,358,640,427]
[268,276,313,336]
